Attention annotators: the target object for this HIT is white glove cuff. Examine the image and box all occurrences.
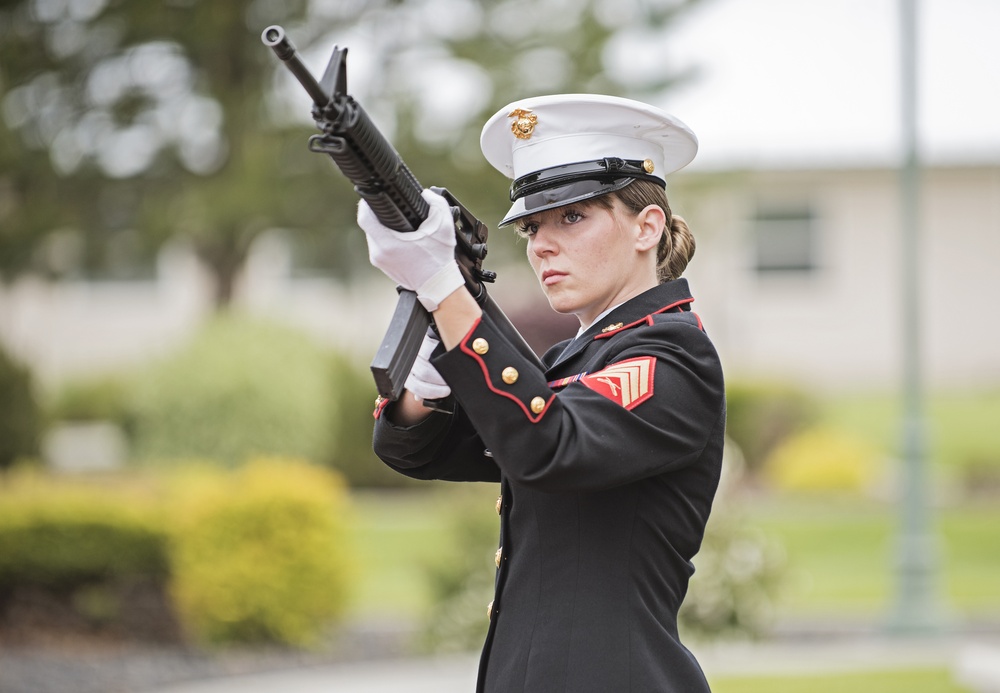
[416,262,465,312]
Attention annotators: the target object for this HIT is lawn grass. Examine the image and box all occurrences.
[710,667,971,693]
[345,484,497,620]
[344,487,1000,624]
[740,494,1000,620]
[822,389,1000,476]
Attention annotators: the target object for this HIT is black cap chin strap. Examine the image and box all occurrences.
[510,158,664,202]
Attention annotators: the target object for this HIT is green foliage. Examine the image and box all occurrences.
[1,0,706,294]
[48,375,132,428]
[680,510,786,640]
[822,389,1000,495]
[0,461,356,647]
[127,314,335,467]
[418,487,499,653]
[167,458,354,647]
[764,426,882,493]
[325,353,414,488]
[0,471,168,590]
[0,342,42,470]
[711,668,972,693]
[725,381,819,476]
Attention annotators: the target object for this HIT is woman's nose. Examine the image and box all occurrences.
[530,227,557,256]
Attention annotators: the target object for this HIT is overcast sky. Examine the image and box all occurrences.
[654,0,1000,169]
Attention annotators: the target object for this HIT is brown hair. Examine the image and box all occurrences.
[593,179,695,282]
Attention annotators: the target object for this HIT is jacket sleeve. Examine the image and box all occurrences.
[431,311,725,493]
[372,401,501,483]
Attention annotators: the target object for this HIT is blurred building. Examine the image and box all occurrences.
[680,162,1000,390]
[0,161,997,391]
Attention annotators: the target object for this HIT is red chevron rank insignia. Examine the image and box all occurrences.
[580,356,655,410]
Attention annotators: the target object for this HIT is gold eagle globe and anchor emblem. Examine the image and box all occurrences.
[508,108,538,139]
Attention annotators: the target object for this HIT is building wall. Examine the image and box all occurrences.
[678,164,1000,390]
[1,164,997,391]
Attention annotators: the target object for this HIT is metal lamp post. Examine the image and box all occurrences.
[887,0,947,635]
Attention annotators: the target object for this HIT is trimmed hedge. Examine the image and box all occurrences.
[166,458,353,646]
[0,473,167,589]
[725,381,819,476]
[0,342,41,471]
[0,460,354,647]
[128,315,335,467]
[764,426,882,493]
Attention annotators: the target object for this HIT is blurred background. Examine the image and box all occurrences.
[1,0,998,692]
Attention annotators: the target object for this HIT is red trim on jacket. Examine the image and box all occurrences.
[460,317,554,423]
[593,297,695,340]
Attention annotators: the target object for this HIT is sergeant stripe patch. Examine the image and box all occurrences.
[580,356,655,410]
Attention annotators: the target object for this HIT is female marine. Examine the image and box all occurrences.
[359,94,725,693]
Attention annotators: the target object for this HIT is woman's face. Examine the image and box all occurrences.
[522,198,661,327]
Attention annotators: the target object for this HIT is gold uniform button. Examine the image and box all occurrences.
[487,600,495,620]
[472,338,489,355]
[496,495,502,515]
[495,547,503,568]
[530,396,546,414]
[501,367,519,384]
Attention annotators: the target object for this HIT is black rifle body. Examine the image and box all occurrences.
[262,26,542,400]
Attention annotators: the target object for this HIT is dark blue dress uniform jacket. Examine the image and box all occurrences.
[373,278,725,693]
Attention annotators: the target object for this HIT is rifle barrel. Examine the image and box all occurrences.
[261,25,330,108]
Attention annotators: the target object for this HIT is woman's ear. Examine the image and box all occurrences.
[634,204,666,253]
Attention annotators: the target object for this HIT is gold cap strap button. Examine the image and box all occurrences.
[472,338,489,355]
[501,367,519,384]
[530,396,546,414]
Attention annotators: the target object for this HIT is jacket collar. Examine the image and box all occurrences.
[547,279,694,370]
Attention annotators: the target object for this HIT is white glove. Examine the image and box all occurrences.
[358,189,466,312]
[404,331,451,402]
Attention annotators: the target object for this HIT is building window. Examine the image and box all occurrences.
[752,205,817,274]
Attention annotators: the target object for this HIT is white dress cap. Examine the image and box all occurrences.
[480,94,698,226]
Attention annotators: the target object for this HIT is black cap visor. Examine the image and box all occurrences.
[500,158,664,227]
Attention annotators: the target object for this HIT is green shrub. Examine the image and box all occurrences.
[0,471,168,589]
[725,381,819,476]
[680,510,786,641]
[167,458,354,647]
[0,343,42,471]
[324,353,415,488]
[48,375,133,428]
[128,314,335,467]
[419,487,503,653]
[764,426,882,493]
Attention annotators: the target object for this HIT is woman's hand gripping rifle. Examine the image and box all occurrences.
[261,26,541,403]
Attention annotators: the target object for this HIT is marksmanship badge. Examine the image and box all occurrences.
[508,108,538,139]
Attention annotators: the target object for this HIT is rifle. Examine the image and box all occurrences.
[261,26,542,401]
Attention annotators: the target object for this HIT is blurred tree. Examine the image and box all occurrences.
[0,0,337,301]
[310,0,703,234]
[0,0,702,304]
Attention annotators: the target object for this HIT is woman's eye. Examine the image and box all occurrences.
[564,212,582,223]
[524,223,539,236]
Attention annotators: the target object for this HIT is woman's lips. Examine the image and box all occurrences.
[541,270,567,286]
